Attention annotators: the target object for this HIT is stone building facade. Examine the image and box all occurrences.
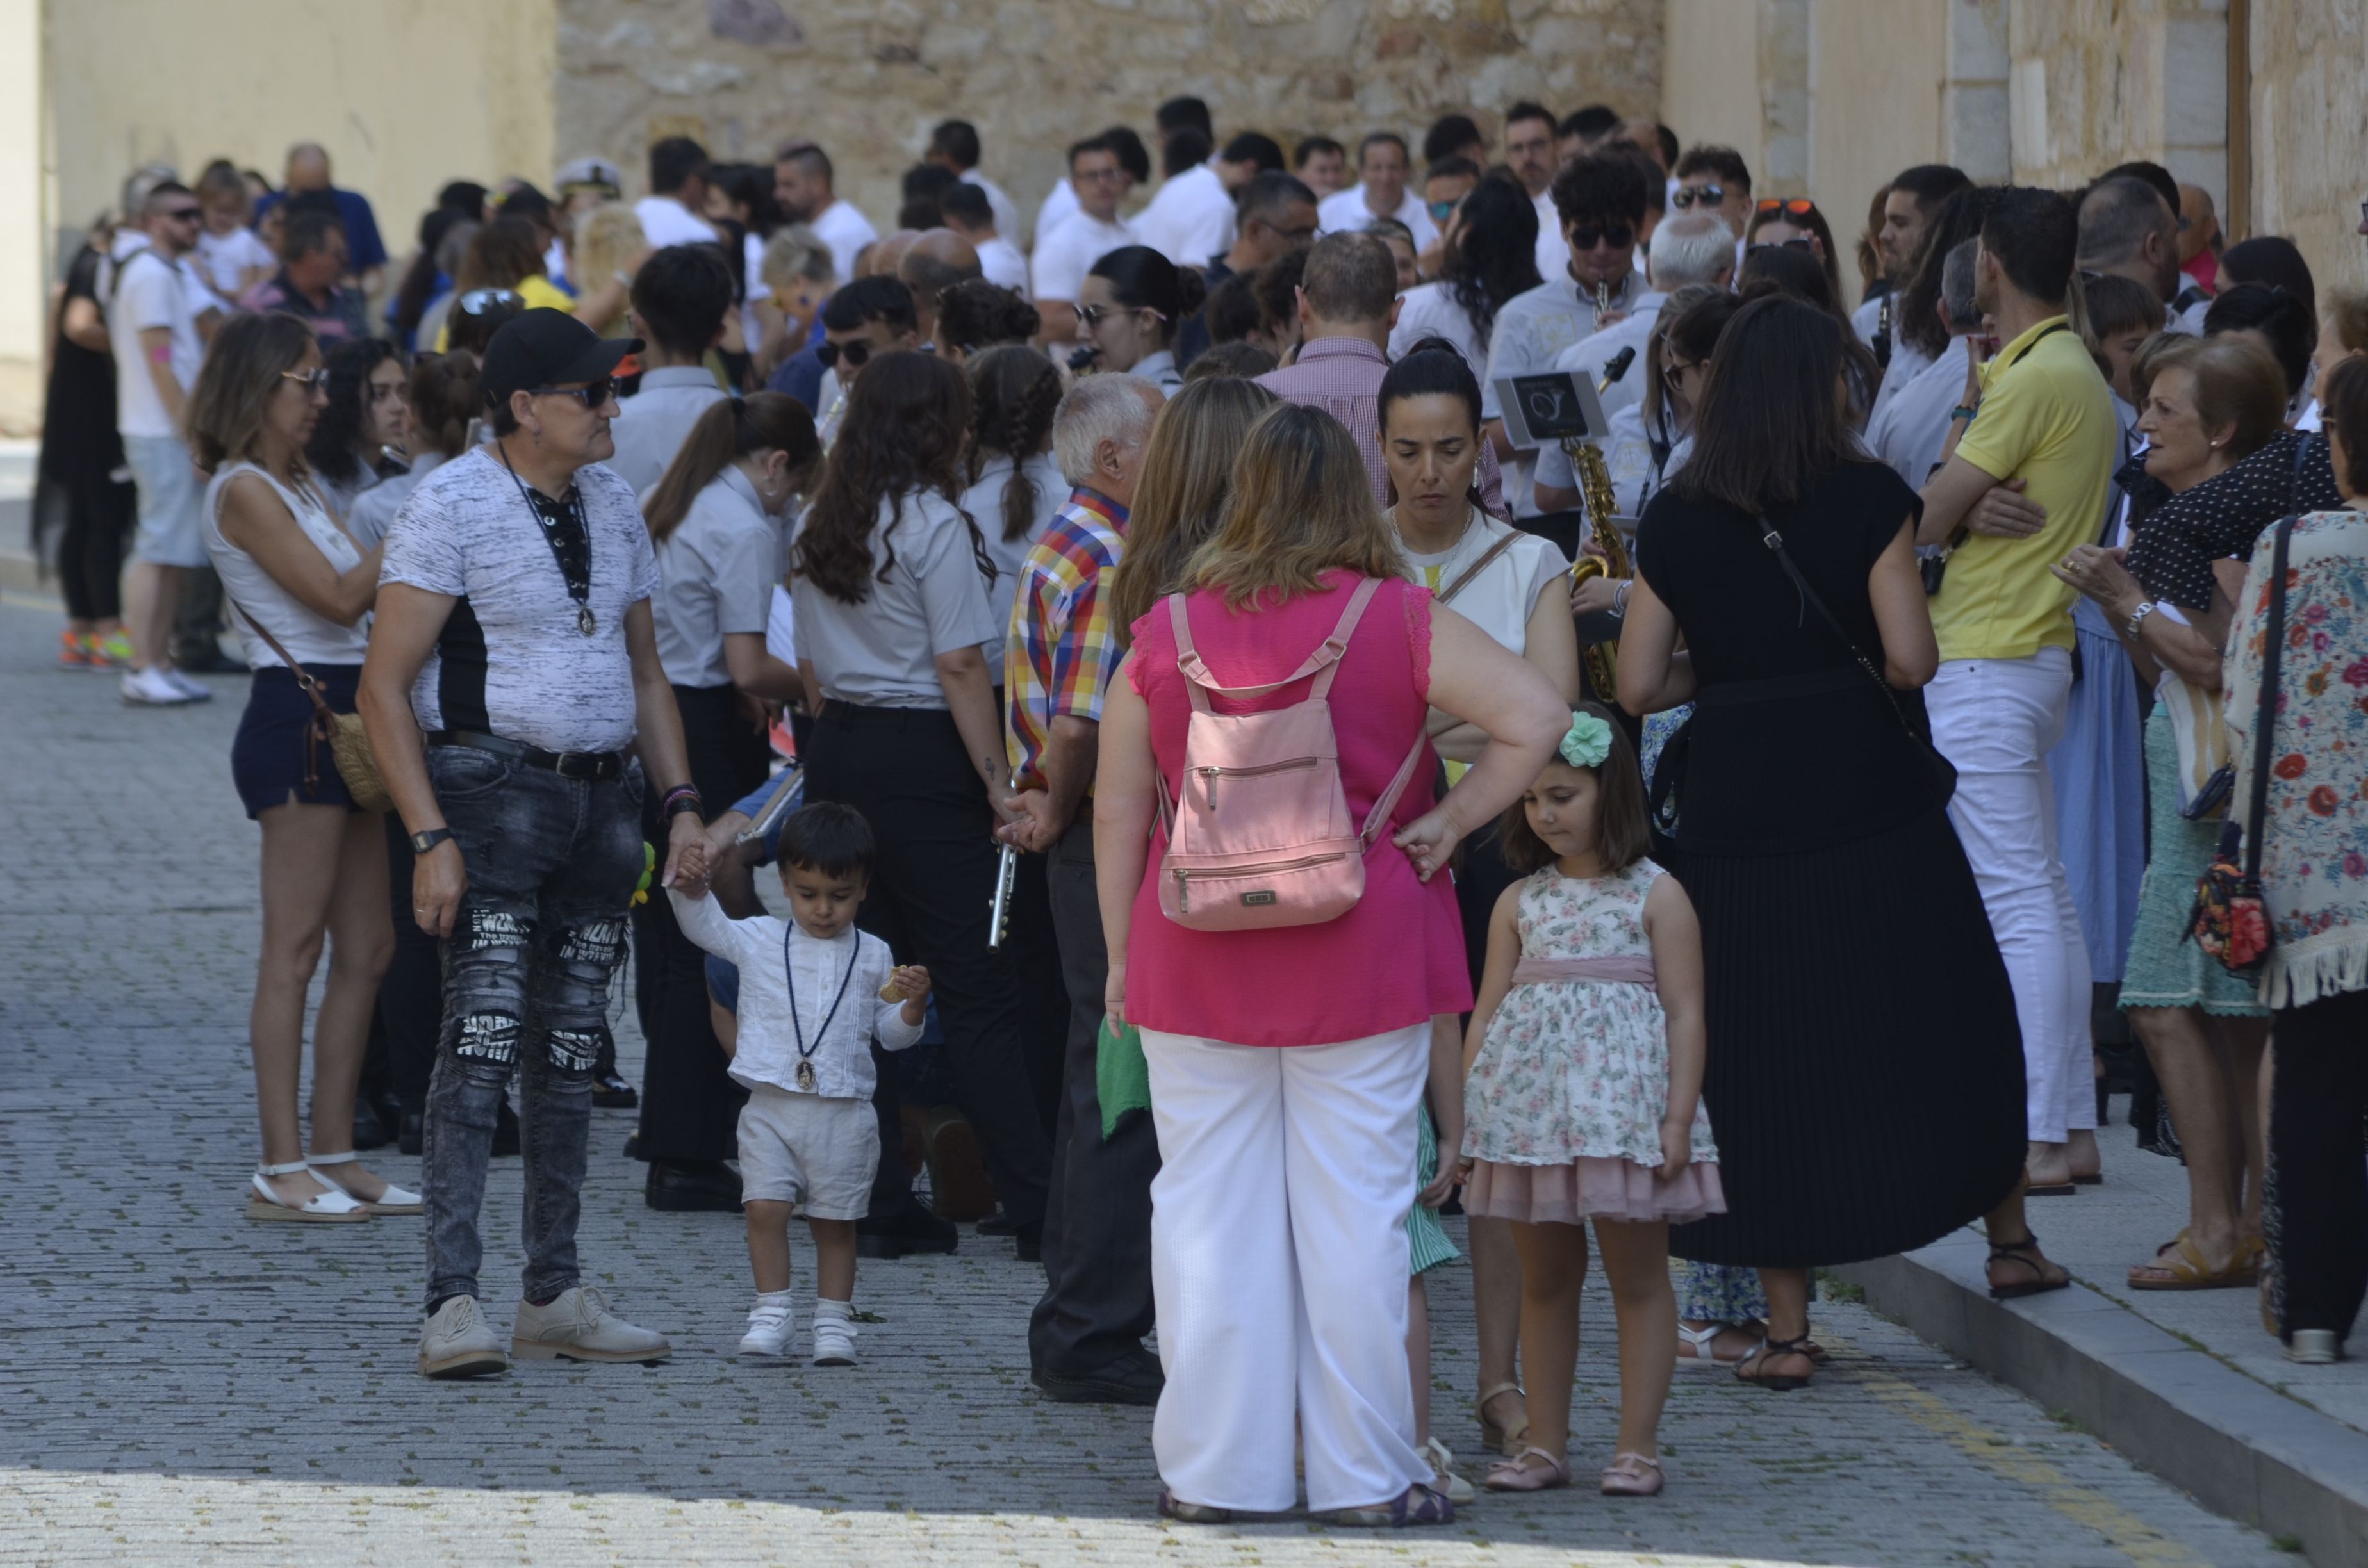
[555,0,1663,244]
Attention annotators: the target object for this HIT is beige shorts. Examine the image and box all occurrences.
[737,1086,878,1220]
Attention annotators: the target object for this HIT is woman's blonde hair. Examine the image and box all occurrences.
[2324,288,2368,355]
[1181,404,1402,610]
[570,202,645,295]
[1108,376,1279,642]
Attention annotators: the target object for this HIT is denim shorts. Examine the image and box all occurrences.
[231,664,366,818]
[125,434,208,568]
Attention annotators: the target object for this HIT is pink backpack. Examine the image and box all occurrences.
[1155,577,1428,931]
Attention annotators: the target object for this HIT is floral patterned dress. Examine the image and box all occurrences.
[1461,860,1724,1225]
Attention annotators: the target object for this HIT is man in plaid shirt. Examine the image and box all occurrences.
[998,373,1168,1407]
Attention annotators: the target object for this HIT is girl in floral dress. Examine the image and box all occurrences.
[1459,707,1720,1498]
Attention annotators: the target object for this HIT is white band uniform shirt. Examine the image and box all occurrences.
[791,489,1001,709]
[1532,190,1563,286]
[809,199,881,292]
[1484,269,1647,516]
[653,468,779,688]
[379,446,661,754]
[1135,163,1238,266]
[976,236,1031,296]
[1315,183,1439,252]
[1530,291,1670,499]
[1032,212,1140,306]
[1866,336,1975,489]
[1386,282,1486,375]
[959,169,1023,254]
[631,195,719,249]
[605,367,729,500]
[666,892,924,1098]
[1033,178,1081,251]
[203,462,372,668]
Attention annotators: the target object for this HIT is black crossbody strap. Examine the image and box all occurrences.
[1754,514,1917,737]
[2242,516,2297,881]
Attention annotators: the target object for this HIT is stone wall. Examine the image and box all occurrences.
[2248,0,2368,298]
[555,0,1662,243]
[2002,0,2227,209]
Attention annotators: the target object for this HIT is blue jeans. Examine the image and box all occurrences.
[421,747,644,1309]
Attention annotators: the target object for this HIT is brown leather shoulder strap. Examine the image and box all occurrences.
[1436,527,1522,606]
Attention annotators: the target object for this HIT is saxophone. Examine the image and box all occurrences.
[1565,346,1634,701]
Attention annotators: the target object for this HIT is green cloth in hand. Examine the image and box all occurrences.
[1096,1015,1150,1139]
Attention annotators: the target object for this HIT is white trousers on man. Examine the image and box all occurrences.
[1927,647,2096,1143]
[1140,1022,1432,1514]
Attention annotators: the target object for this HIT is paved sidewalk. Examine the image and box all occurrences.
[0,596,2292,1567]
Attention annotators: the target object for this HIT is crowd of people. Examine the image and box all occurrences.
[32,90,2368,1523]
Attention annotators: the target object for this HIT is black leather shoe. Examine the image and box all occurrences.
[1033,1346,1164,1406]
[591,1072,639,1109]
[492,1102,521,1157]
[857,1202,960,1259]
[398,1108,425,1157]
[976,1209,1019,1236]
[645,1159,743,1212]
[1014,1221,1044,1263]
[352,1097,391,1152]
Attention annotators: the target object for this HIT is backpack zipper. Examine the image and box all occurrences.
[1196,755,1319,808]
[1174,851,1347,914]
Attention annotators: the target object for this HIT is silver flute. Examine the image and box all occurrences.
[734,764,804,846]
[987,839,1020,952]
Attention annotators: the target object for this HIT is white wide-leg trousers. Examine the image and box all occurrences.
[1140,1022,1432,1514]
[1928,647,2097,1142]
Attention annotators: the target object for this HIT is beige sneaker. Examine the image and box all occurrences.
[418,1295,509,1379]
[511,1286,671,1364]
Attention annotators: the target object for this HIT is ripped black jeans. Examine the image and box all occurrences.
[421,746,643,1311]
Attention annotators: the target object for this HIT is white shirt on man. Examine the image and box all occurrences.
[1034,179,1081,249]
[1316,184,1438,250]
[1484,269,1647,515]
[1533,190,1563,283]
[1388,282,1487,373]
[976,236,1030,295]
[666,898,923,1100]
[960,169,1023,251]
[1866,336,1974,489]
[607,366,728,499]
[106,233,205,441]
[1032,211,1139,304]
[1135,163,1237,267]
[633,195,718,249]
[810,199,880,287]
[1549,291,1667,425]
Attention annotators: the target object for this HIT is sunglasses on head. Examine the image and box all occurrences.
[457,288,523,316]
[1568,223,1634,251]
[1671,184,1724,210]
[1756,198,1815,218]
[816,338,871,370]
[531,376,616,408]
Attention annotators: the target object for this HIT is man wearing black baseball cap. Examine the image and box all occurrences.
[359,308,710,1379]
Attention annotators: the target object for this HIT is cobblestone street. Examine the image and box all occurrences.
[0,594,2295,1568]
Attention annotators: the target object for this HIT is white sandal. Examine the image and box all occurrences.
[1676,1320,1735,1368]
[246,1159,370,1223]
[308,1152,423,1215]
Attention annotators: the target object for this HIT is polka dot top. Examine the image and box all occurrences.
[2123,431,2339,608]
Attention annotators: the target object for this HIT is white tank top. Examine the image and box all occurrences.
[202,461,372,669]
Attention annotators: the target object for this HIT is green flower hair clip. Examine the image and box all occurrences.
[1558,712,1613,769]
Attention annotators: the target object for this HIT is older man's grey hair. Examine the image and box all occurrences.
[2076,176,2175,267]
[1941,238,1983,332]
[1052,375,1161,486]
[1647,211,1733,290]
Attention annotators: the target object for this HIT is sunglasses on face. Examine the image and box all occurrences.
[1671,184,1725,210]
[531,377,615,408]
[1755,197,1815,218]
[1568,223,1634,251]
[1661,358,1702,391]
[161,205,203,224]
[457,288,523,316]
[280,368,331,391]
[816,338,872,370]
[1748,238,1814,253]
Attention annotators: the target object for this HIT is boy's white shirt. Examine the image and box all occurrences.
[668,890,923,1098]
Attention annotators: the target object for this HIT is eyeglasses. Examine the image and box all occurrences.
[530,377,616,408]
[1755,198,1814,218]
[1671,184,1725,210]
[1748,238,1815,253]
[1660,358,1702,391]
[816,338,872,370]
[280,368,331,391]
[1072,303,1163,331]
[1567,224,1634,251]
[457,288,523,316]
[160,205,203,224]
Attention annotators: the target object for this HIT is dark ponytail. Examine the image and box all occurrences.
[643,391,821,544]
[407,350,483,461]
[966,345,1065,542]
[1089,245,1208,349]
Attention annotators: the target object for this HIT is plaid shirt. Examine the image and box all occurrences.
[1004,486,1127,793]
[1256,337,1504,513]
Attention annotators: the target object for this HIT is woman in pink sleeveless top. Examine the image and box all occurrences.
[1094,405,1565,1525]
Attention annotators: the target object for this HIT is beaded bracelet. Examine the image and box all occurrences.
[661,785,704,819]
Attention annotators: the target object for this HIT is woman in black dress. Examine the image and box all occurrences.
[1616,297,2062,1391]
[38,225,138,669]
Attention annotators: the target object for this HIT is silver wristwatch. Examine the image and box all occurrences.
[2123,600,2158,642]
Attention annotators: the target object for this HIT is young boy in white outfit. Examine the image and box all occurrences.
[670,802,928,1365]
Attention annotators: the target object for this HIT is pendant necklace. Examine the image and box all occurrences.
[784,924,859,1092]
[497,442,597,635]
